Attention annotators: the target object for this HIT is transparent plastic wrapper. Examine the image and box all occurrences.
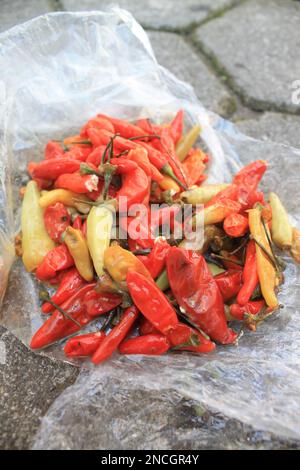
[0,9,300,449]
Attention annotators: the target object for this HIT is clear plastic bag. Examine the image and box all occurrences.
[0,8,300,449]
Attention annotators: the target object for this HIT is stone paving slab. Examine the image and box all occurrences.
[148,31,236,116]
[0,326,78,449]
[62,0,241,31]
[237,112,300,149]
[193,0,300,114]
[0,0,52,33]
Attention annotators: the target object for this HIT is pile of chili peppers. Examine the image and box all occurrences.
[18,110,300,363]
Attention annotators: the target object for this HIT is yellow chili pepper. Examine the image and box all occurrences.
[39,189,90,214]
[175,124,201,162]
[158,175,180,193]
[64,226,94,281]
[269,192,293,250]
[21,181,55,272]
[248,207,278,308]
[291,227,300,264]
[103,245,152,290]
[181,184,229,205]
[87,205,113,277]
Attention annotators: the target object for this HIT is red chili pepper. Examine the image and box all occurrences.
[80,116,115,137]
[86,145,107,166]
[119,334,170,355]
[182,152,206,187]
[139,239,171,279]
[230,300,265,321]
[116,163,150,207]
[42,267,85,313]
[30,158,81,180]
[166,247,237,344]
[83,290,122,317]
[122,214,155,250]
[127,147,151,176]
[136,118,154,135]
[149,163,164,183]
[237,240,259,305]
[55,172,99,193]
[170,109,184,144]
[92,305,139,364]
[98,114,145,139]
[72,215,83,231]
[64,331,105,358]
[30,283,96,349]
[167,323,215,353]
[82,219,87,238]
[36,244,74,281]
[139,317,159,335]
[219,250,243,271]
[86,127,104,147]
[150,205,181,231]
[45,141,64,160]
[159,127,187,186]
[109,157,138,174]
[64,146,90,162]
[206,184,239,207]
[214,270,243,302]
[223,213,249,238]
[44,202,71,243]
[233,160,267,190]
[126,271,179,335]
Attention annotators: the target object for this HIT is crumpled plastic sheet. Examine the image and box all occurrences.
[0,8,300,449]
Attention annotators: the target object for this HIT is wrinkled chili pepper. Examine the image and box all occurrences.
[182,150,206,187]
[30,158,81,180]
[237,240,259,305]
[223,213,249,238]
[30,283,96,349]
[229,300,265,321]
[138,238,171,279]
[119,334,170,356]
[44,202,71,243]
[55,172,99,193]
[42,267,84,313]
[214,270,243,302]
[166,247,237,344]
[92,305,139,364]
[127,271,179,335]
[35,244,74,281]
[167,323,215,353]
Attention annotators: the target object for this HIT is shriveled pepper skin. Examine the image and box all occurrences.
[44,202,71,243]
[126,271,179,335]
[230,300,265,321]
[21,181,55,272]
[30,283,96,349]
[64,331,105,358]
[35,244,74,280]
[92,305,139,364]
[214,270,243,302]
[166,247,237,344]
[119,334,170,356]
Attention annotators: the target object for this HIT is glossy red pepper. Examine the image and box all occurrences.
[229,300,265,321]
[223,213,249,238]
[237,240,259,305]
[139,317,159,335]
[30,283,96,349]
[109,158,138,174]
[42,267,85,313]
[45,141,64,160]
[83,290,122,317]
[30,158,81,180]
[119,334,170,355]
[167,323,215,353]
[166,247,237,344]
[127,271,179,335]
[139,239,171,279]
[64,331,105,358]
[80,115,115,137]
[55,172,98,193]
[170,109,184,144]
[35,244,74,281]
[92,305,139,364]
[233,160,267,190]
[98,114,145,139]
[116,162,150,207]
[44,202,71,243]
[214,270,243,302]
[86,145,107,166]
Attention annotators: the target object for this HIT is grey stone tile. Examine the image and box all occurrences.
[62,0,241,31]
[194,0,300,113]
[237,112,300,149]
[148,31,236,116]
[0,326,78,449]
[0,0,52,33]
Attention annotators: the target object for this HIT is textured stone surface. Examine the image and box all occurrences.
[0,326,78,450]
[148,31,236,116]
[194,0,300,113]
[62,0,240,31]
[0,0,52,33]
[237,112,300,149]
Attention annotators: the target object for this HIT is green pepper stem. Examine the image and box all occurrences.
[155,269,170,291]
[39,291,81,327]
[162,164,188,191]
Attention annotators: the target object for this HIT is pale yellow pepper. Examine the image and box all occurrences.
[269,192,293,250]
[158,175,180,193]
[39,189,90,214]
[181,184,229,205]
[64,226,94,281]
[176,124,201,162]
[21,181,55,272]
[87,205,113,277]
[248,207,278,308]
